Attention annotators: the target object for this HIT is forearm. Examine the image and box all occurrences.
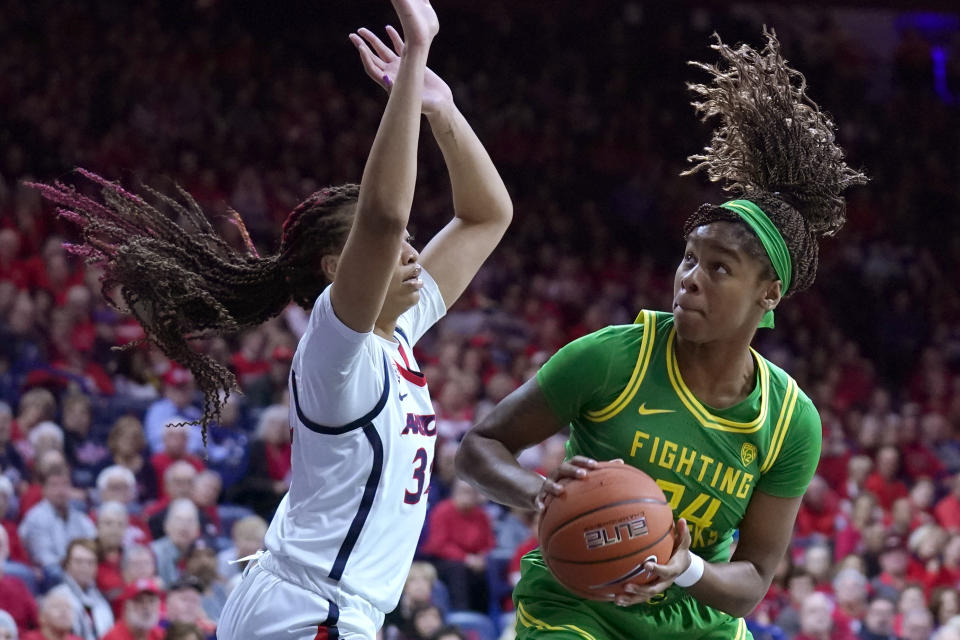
[357,44,430,224]
[426,106,512,226]
[685,557,771,617]
[456,431,541,510]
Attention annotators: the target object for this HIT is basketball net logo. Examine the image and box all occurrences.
[584,515,649,550]
[740,443,757,467]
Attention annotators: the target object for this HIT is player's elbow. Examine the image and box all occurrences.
[454,430,480,481]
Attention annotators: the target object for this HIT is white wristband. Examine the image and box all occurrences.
[673,551,705,588]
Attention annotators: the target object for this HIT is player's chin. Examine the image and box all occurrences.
[672,309,708,341]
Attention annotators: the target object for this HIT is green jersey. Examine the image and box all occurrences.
[512,311,821,640]
[536,309,821,562]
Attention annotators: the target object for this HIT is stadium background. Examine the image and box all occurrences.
[1,1,960,639]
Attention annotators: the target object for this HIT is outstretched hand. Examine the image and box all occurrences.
[610,518,694,607]
[349,25,453,116]
[388,0,438,49]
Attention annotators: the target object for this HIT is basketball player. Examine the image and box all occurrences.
[31,1,512,638]
[456,30,866,640]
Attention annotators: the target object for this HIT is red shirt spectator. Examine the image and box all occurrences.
[420,489,495,562]
[102,578,165,640]
[935,474,960,532]
[796,476,843,538]
[0,573,38,632]
[864,446,909,511]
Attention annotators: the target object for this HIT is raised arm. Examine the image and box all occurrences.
[332,0,438,332]
[351,26,512,309]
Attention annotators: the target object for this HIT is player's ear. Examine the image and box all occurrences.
[759,278,781,312]
[321,254,340,282]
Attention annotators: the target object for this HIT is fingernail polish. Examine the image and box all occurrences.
[383,75,392,86]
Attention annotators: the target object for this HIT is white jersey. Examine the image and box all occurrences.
[263,269,445,614]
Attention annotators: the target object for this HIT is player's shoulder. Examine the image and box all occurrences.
[755,352,819,423]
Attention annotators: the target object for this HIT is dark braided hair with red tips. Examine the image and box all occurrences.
[681,28,868,295]
[27,171,359,442]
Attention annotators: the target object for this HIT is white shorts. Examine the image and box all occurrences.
[217,552,384,640]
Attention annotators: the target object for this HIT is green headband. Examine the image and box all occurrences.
[718,199,792,329]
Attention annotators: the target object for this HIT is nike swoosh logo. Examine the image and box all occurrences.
[399,393,408,401]
[638,403,674,416]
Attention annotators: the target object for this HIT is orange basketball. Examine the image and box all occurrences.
[538,462,676,600]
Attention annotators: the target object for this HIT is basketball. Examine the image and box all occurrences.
[538,462,676,600]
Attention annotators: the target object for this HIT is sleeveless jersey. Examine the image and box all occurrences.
[263,269,445,613]
[535,310,821,563]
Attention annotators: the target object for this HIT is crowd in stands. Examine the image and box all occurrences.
[1,1,960,639]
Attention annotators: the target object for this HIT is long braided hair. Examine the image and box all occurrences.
[681,28,868,294]
[28,170,359,441]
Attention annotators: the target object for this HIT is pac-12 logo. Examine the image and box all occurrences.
[740,443,757,466]
[584,515,648,550]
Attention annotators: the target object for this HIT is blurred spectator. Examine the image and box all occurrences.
[857,597,897,640]
[832,568,869,638]
[190,472,221,539]
[227,405,289,521]
[150,427,205,502]
[215,515,266,585]
[143,367,202,456]
[95,467,151,544]
[797,476,843,540]
[0,476,29,564]
[150,499,200,586]
[179,538,225,623]
[405,604,444,640]
[0,401,27,485]
[0,610,17,640]
[899,608,934,640]
[384,562,442,637]
[0,526,38,633]
[893,585,927,636]
[50,539,113,640]
[775,568,815,638]
[18,462,96,583]
[931,587,960,629]
[865,447,909,512]
[101,578,164,640]
[161,576,215,639]
[95,502,132,616]
[420,479,495,613]
[59,394,109,490]
[116,545,158,620]
[245,346,293,408]
[11,389,56,444]
[870,536,911,602]
[20,590,82,640]
[795,591,851,640]
[802,544,834,593]
[106,418,157,504]
[145,462,207,540]
[935,473,960,533]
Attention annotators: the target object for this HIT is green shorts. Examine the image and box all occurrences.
[513,550,752,640]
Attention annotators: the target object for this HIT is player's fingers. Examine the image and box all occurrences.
[553,462,591,482]
[675,518,692,551]
[350,34,386,76]
[608,458,625,464]
[567,455,600,470]
[541,479,565,497]
[385,25,406,55]
[358,27,399,61]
